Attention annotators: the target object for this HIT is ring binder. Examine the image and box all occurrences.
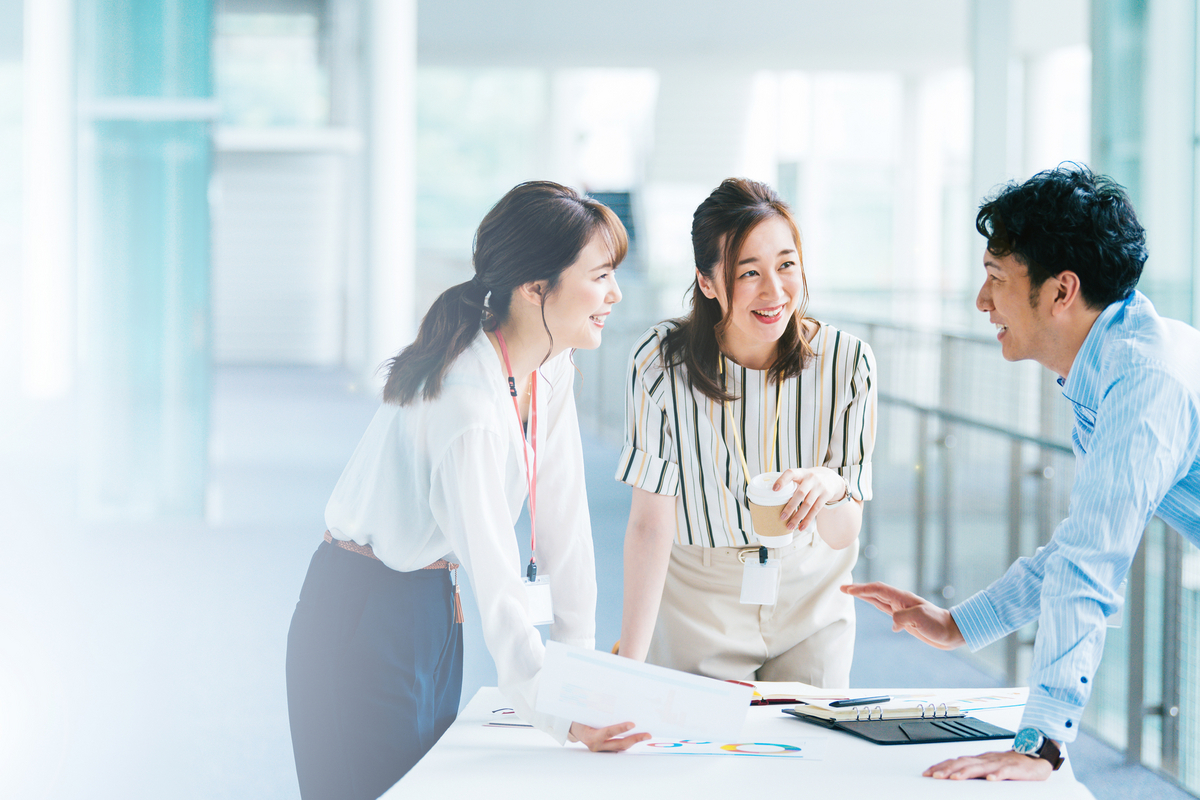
[782,706,1015,746]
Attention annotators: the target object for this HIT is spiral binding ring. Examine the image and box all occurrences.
[851,702,953,721]
[915,702,951,719]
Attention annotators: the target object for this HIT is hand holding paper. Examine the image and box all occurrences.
[537,641,753,741]
[567,721,650,752]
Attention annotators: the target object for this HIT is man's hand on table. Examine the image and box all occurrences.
[840,581,965,650]
[568,721,651,752]
[924,749,1054,781]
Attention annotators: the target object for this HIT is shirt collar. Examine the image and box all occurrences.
[1060,291,1139,412]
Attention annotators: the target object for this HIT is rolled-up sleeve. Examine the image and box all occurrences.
[615,331,681,496]
[825,340,877,501]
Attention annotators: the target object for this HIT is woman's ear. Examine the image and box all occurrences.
[515,280,548,306]
[696,270,718,300]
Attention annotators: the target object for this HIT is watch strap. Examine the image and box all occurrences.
[1035,736,1064,771]
[1015,729,1063,771]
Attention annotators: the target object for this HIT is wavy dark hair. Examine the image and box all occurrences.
[663,178,814,402]
[383,181,627,405]
[976,163,1147,309]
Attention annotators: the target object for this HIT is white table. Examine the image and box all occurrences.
[387,687,1095,799]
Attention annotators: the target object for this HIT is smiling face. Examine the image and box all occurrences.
[976,250,1058,364]
[698,216,804,369]
[541,232,622,352]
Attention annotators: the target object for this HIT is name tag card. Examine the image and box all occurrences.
[523,575,554,626]
[740,558,780,605]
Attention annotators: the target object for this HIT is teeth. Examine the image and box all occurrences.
[995,323,1007,331]
[753,307,783,319]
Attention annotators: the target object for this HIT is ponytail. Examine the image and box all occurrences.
[381,180,628,406]
[382,278,489,405]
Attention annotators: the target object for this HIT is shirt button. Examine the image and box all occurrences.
[1081,676,1088,683]
[1066,720,1073,728]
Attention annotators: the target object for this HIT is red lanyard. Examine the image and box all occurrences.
[494,330,539,574]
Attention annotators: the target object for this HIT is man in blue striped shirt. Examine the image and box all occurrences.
[845,165,1200,781]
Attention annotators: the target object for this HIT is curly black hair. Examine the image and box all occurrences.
[976,164,1147,309]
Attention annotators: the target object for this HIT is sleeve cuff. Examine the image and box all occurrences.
[836,462,872,502]
[1019,691,1084,744]
[615,444,680,496]
[950,592,1011,652]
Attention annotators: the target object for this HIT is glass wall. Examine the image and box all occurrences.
[76,0,215,517]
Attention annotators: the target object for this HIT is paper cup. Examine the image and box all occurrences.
[746,472,795,548]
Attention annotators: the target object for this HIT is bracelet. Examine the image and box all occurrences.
[824,477,852,507]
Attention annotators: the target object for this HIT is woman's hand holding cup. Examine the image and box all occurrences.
[773,467,848,532]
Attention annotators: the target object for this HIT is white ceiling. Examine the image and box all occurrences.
[417,0,1088,72]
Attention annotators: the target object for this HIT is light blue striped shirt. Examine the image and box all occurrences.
[951,291,1200,743]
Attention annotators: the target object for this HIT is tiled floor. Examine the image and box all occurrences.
[0,366,1190,799]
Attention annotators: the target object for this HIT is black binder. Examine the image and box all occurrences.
[782,708,1015,745]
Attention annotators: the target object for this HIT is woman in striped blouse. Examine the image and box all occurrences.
[616,178,877,687]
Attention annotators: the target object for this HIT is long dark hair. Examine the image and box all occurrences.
[383,181,627,405]
[663,178,814,402]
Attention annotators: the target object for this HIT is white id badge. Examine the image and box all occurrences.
[740,559,780,605]
[523,575,555,625]
[1107,579,1128,628]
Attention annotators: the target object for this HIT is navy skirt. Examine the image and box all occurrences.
[286,541,463,800]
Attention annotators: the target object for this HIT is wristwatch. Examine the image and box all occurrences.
[824,476,852,507]
[1012,727,1064,770]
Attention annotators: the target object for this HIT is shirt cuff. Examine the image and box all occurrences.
[950,592,1010,652]
[615,444,680,496]
[1019,691,1084,744]
[835,462,872,502]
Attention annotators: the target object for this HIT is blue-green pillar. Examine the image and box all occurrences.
[77,1,214,518]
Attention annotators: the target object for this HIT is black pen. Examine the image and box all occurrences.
[828,695,891,707]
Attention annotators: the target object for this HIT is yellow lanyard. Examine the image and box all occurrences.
[719,356,783,483]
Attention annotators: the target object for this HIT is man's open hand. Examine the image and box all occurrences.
[924,749,1054,781]
[840,581,965,650]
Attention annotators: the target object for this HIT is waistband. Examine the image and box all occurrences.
[323,530,458,571]
[323,531,463,624]
[672,535,819,567]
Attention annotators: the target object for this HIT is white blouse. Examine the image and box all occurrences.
[325,330,596,743]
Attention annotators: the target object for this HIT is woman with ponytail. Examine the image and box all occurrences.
[286,181,643,800]
[616,178,877,688]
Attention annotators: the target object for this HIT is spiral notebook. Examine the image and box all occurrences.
[782,702,1014,746]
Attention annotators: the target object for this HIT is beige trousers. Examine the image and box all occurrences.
[646,535,858,688]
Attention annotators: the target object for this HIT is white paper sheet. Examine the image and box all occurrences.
[535,641,752,740]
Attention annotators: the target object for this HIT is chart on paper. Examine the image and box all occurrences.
[624,738,825,758]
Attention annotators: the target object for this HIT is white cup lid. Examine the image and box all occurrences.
[747,472,794,505]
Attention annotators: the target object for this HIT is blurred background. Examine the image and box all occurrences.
[2,0,1199,798]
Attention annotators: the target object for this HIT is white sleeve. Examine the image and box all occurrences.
[428,427,573,744]
[534,358,598,649]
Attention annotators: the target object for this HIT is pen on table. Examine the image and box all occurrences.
[828,695,891,707]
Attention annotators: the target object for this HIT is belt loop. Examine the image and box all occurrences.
[702,547,712,567]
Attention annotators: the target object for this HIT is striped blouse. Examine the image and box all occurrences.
[615,320,877,548]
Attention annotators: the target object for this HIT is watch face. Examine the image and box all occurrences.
[1013,727,1043,754]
